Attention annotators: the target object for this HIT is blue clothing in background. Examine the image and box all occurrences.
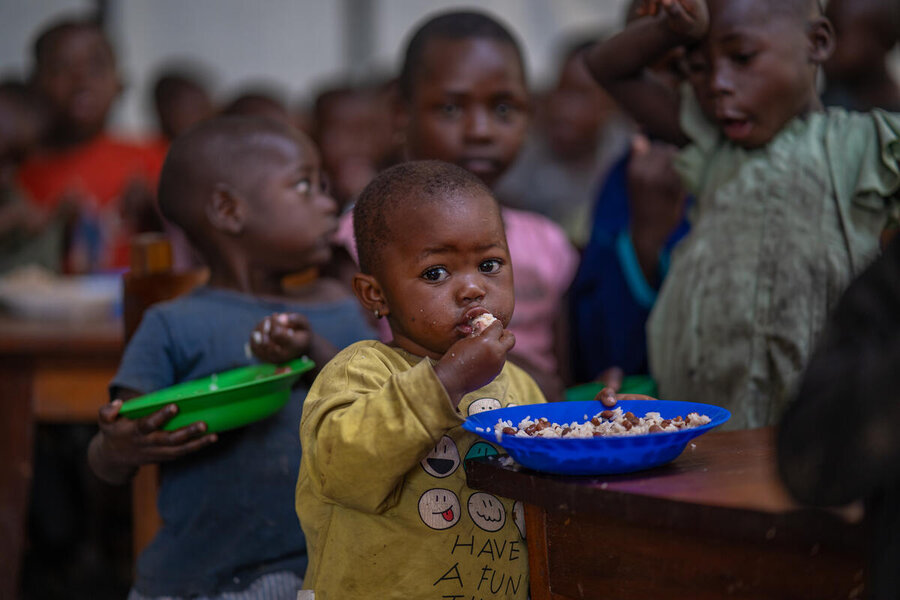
[111,287,375,598]
[570,154,691,381]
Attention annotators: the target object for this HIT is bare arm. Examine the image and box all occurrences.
[584,0,708,146]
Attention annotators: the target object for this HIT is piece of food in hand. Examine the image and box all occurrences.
[470,312,498,336]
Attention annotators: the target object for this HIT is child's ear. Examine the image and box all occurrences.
[352,272,389,318]
[808,17,836,64]
[206,183,246,234]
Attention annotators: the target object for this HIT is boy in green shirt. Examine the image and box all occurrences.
[586,0,900,429]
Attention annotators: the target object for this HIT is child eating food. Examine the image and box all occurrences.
[295,160,545,598]
[333,10,579,401]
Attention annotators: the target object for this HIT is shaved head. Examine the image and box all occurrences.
[353,160,495,275]
[157,116,302,245]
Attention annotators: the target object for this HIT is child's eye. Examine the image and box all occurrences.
[479,259,502,274]
[687,59,708,75]
[495,103,514,120]
[732,51,756,66]
[422,266,449,282]
[295,179,312,194]
[439,103,462,118]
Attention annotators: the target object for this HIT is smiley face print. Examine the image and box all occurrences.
[418,489,461,530]
[467,492,506,532]
[463,441,500,474]
[467,397,502,416]
[421,436,461,478]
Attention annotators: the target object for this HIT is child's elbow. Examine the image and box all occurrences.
[318,478,401,515]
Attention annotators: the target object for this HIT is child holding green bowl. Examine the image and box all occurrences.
[87,116,375,599]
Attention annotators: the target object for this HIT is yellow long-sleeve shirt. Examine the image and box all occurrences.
[296,340,546,599]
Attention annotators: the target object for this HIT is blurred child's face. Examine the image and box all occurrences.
[0,97,41,187]
[691,0,823,148]
[376,191,514,359]
[36,27,120,139]
[404,38,530,187]
[541,53,619,161]
[317,93,383,206]
[825,0,890,82]
[240,133,338,273]
[159,87,214,140]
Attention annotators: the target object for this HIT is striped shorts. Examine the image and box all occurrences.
[127,571,303,600]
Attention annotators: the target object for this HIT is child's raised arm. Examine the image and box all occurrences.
[584,0,709,146]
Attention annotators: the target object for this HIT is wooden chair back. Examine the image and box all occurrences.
[122,233,208,558]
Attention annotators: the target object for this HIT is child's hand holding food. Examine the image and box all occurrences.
[434,317,515,409]
[249,312,338,373]
[249,312,316,363]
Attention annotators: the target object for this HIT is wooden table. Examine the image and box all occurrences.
[0,315,122,600]
[466,428,867,600]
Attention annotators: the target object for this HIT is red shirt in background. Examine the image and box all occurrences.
[18,134,166,271]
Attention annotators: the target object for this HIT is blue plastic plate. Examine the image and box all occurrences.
[462,400,730,476]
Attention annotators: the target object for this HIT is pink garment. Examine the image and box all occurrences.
[334,207,579,374]
[501,207,578,374]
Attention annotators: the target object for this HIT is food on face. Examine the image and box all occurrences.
[470,312,497,335]
[493,407,711,439]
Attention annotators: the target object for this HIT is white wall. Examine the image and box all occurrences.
[108,0,345,137]
[0,0,627,138]
[3,0,900,138]
[0,0,94,76]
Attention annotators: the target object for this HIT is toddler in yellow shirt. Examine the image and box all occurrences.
[295,160,545,599]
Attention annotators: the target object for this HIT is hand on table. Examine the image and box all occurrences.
[593,366,656,408]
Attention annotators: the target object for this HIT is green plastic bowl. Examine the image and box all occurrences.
[565,374,658,402]
[118,357,315,432]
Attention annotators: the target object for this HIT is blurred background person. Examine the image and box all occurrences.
[220,84,293,124]
[0,79,64,275]
[823,0,900,112]
[150,66,216,148]
[495,36,632,249]
[18,16,164,274]
[311,80,393,212]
